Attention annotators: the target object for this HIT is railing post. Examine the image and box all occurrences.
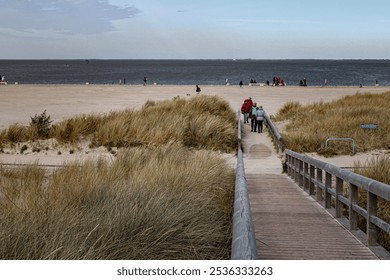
[316,168,323,201]
[303,162,309,192]
[325,172,332,209]
[298,160,303,187]
[349,183,358,230]
[367,192,378,246]
[287,154,291,177]
[294,158,299,183]
[336,177,343,218]
[309,165,315,195]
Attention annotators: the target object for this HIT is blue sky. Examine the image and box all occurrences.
[0,0,389,59]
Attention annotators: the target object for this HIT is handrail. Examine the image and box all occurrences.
[285,149,390,256]
[264,111,283,154]
[231,110,258,260]
[325,137,356,154]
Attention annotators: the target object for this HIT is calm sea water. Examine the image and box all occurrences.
[0,59,389,86]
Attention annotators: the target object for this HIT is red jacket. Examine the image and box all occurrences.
[241,100,251,114]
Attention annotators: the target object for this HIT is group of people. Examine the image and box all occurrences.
[241,97,266,133]
[272,76,286,86]
[299,78,307,86]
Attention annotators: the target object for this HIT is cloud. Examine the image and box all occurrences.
[0,0,140,35]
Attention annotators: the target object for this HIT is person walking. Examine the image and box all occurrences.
[143,77,147,86]
[250,102,258,132]
[255,106,265,133]
[196,85,201,94]
[241,99,251,124]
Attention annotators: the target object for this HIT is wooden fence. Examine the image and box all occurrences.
[285,149,390,250]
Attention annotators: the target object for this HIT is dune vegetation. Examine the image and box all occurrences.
[0,95,237,260]
[1,95,237,153]
[274,91,390,156]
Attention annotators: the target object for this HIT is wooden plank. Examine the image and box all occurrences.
[247,174,378,260]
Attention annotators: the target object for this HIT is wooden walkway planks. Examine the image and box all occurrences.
[247,174,378,260]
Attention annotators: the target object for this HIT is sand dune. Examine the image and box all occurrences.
[1,84,389,167]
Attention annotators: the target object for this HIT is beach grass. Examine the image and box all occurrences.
[0,95,237,260]
[52,95,237,153]
[274,91,390,156]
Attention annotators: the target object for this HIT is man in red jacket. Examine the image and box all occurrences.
[241,99,251,124]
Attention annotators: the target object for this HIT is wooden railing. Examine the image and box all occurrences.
[264,112,283,154]
[285,149,390,251]
[231,111,258,260]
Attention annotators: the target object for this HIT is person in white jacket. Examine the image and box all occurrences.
[255,106,265,133]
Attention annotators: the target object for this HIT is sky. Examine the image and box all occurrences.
[0,0,389,59]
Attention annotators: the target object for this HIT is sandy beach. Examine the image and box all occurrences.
[1,84,389,167]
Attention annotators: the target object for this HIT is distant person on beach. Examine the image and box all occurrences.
[196,85,201,94]
[239,80,243,88]
[255,106,265,133]
[143,77,147,86]
[250,102,258,132]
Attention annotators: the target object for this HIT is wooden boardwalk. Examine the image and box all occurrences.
[247,174,378,259]
[242,124,378,259]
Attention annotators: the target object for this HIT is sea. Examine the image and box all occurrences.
[0,59,389,86]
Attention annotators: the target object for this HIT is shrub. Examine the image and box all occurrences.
[30,110,53,139]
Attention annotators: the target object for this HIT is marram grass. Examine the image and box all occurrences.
[0,95,237,260]
[0,144,235,260]
[275,91,390,156]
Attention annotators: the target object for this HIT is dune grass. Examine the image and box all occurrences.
[0,144,235,259]
[274,91,390,156]
[0,95,237,154]
[0,95,237,260]
[53,95,237,153]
